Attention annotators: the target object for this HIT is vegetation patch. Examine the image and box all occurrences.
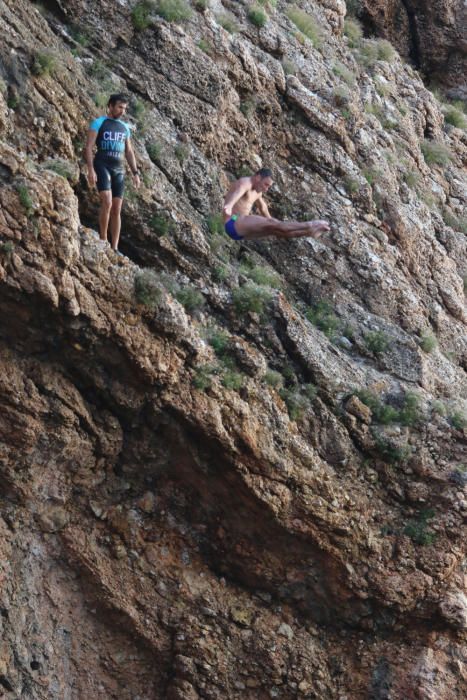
[263,369,283,389]
[248,6,268,28]
[450,412,467,430]
[42,159,75,181]
[175,285,205,313]
[17,185,33,216]
[364,330,390,354]
[279,384,317,421]
[156,0,192,22]
[31,50,57,77]
[216,12,239,33]
[421,140,452,167]
[131,1,155,30]
[149,212,173,237]
[306,300,340,338]
[403,509,436,546]
[134,269,163,309]
[240,260,282,289]
[232,282,272,315]
[287,6,324,49]
[333,61,356,86]
[147,141,163,165]
[443,105,467,129]
[193,364,218,391]
[343,18,362,48]
[419,332,437,353]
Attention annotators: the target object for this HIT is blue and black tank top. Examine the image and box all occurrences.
[89,116,131,165]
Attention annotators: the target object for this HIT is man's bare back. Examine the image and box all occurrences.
[222,168,330,242]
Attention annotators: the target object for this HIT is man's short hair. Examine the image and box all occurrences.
[256,167,273,179]
[108,93,129,107]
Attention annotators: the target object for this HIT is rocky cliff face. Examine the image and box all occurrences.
[0,1,466,698]
[357,0,467,97]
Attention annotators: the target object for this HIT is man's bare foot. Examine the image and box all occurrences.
[307,220,330,238]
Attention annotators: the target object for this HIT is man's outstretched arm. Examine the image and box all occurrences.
[222,178,250,218]
[255,196,272,219]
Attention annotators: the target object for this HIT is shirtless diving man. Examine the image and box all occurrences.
[222,168,330,241]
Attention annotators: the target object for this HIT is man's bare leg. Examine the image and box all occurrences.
[98,190,112,242]
[109,197,123,250]
[234,215,329,240]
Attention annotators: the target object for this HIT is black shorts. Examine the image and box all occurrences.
[94,160,125,198]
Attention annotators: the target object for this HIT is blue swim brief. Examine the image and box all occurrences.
[224,215,244,241]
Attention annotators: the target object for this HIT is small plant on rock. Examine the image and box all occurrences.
[450,412,467,430]
[131,1,155,30]
[403,509,436,546]
[232,282,272,315]
[421,140,452,167]
[17,185,33,216]
[175,285,205,313]
[263,369,283,389]
[222,369,244,391]
[419,332,437,353]
[443,105,467,129]
[193,364,218,391]
[343,18,363,48]
[306,300,339,338]
[365,330,390,354]
[149,213,173,237]
[287,6,324,49]
[31,50,58,77]
[156,0,192,22]
[333,61,356,86]
[216,12,239,33]
[248,6,268,28]
[147,141,163,164]
[134,269,163,309]
[206,214,224,236]
[174,143,189,163]
[240,262,282,289]
[43,159,75,181]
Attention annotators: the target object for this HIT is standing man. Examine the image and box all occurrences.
[85,93,140,253]
[222,168,330,241]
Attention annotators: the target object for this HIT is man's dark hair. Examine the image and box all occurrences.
[108,93,129,107]
[256,167,273,179]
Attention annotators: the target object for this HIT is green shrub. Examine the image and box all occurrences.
[444,106,467,129]
[343,18,363,48]
[193,364,218,391]
[43,159,75,180]
[0,241,14,255]
[419,332,437,353]
[149,213,173,236]
[402,169,419,189]
[216,12,239,33]
[365,330,390,354]
[333,61,356,86]
[356,391,399,425]
[222,369,244,391]
[403,510,436,546]
[240,263,282,289]
[373,435,410,464]
[131,1,155,30]
[31,50,57,76]
[248,6,268,28]
[431,400,447,417]
[264,369,283,388]
[344,176,360,194]
[346,0,362,15]
[240,98,256,118]
[421,140,452,166]
[287,6,324,49]
[156,0,192,22]
[282,58,297,75]
[175,286,205,312]
[442,209,467,234]
[7,94,20,110]
[212,264,229,283]
[174,143,189,163]
[147,141,163,164]
[197,39,211,53]
[17,185,33,216]
[232,282,272,315]
[334,85,351,107]
[357,41,379,68]
[194,0,208,9]
[134,269,163,309]
[207,213,224,236]
[377,39,396,62]
[306,300,339,338]
[450,412,467,430]
[279,386,315,421]
[399,392,421,427]
[206,327,229,356]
